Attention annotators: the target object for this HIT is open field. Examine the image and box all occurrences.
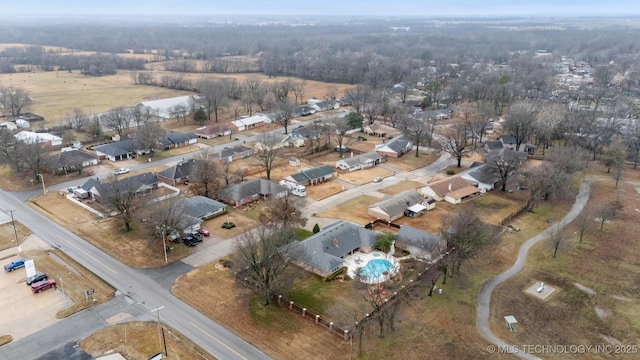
[0,70,193,122]
[28,192,193,268]
[205,205,262,239]
[0,68,355,126]
[305,181,345,201]
[335,167,393,186]
[490,180,640,360]
[80,321,215,360]
[316,195,380,225]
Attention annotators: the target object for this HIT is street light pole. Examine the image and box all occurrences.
[151,306,167,356]
[36,173,46,194]
[1,209,19,248]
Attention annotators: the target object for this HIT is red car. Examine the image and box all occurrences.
[31,279,57,293]
[198,227,210,237]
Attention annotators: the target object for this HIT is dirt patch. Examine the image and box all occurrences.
[0,221,31,251]
[80,321,215,360]
[316,195,380,225]
[305,181,345,201]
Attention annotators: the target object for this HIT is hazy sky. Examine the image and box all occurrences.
[5,0,640,17]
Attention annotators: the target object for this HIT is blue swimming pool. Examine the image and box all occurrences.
[360,259,393,281]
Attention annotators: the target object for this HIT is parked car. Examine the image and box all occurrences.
[335,146,349,152]
[26,272,48,285]
[190,232,203,242]
[373,177,384,183]
[114,168,131,175]
[197,227,210,237]
[182,236,197,247]
[31,279,57,293]
[167,230,180,243]
[4,259,26,272]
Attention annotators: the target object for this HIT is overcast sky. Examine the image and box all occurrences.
[4,0,640,17]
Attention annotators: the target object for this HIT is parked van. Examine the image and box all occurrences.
[279,180,307,197]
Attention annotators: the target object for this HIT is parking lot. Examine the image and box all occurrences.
[0,251,73,340]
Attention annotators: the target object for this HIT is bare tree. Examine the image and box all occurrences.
[254,132,285,180]
[441,122,472,167]
[549,224,564,258]
[234,227,298,305]
[190,153,222,198]
[333,118,353,159]
[522,164,572,212]
[441,207,497,274]
[198,78,230,122]
[16,141,47,180]
[574,206,594,244]
[290,79,306,104]
[623,118,640,169]
[99,175,144,232]
[260,191,307,230]
[171,103,190,125]
[401,116,431,157]
[134,122,165,153]
[242,75,263,116]
[274,98,295,134]
[0,128,20,171]
[485,149,521,192]
[137,196,190,242]
[101,106,132,138]
[0,85,31,118]
[503,101,538,152]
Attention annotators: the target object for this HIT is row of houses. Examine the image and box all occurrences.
[92,132,198,161]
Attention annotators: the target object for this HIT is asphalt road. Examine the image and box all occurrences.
[475,180,592,360]
[0,188,271,360]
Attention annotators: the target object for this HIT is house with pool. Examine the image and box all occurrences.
[287,220,401,283]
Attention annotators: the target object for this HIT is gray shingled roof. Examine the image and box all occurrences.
[93,139,135,157]
[338,152,381,167]
[368,190,423,218]
[94,172,157,197]
[289,165,335,184]
[290,221,378,273]
[157,159,200,181]
[215,145,254,159]
[396,225,442,249]
[218,178,286,202]
[382,135,411,153]
[46,149,98,168]
[179,196,226,219]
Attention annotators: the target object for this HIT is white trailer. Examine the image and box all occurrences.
[279,180,307,197]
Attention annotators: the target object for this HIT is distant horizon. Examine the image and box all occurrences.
[3,0,640,18]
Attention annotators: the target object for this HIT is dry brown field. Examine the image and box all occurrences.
[0,221,31,251]
[80,321,215,360]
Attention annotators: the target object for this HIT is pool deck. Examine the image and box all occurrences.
[345,250,400,284]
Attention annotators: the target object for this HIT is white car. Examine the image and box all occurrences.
[114,168,131,175]
[373,177,383,183]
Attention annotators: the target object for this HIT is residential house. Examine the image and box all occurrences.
[217,178,287,207]
[157,132,198,150]
[499,135,536,154]
[290,125,322,141]
[293,106,316,117]
[254,134,290,151]
[213,145,255,163]
[157,159,200,186]
[93,139,150,161]
[363,123,401,138]
[337,97,353,106]
[175,196,228,234]
[484,140,503,153]
[0,122,17,130]
[136,96,191,119]
[14,131,62,148]
[459,163,500,193]
[286,221,379,279]
[46,149,99,175]
[195,124,232,139]
[90,172,159,203]
[419,175,479,204]
[367,190,424,221]
[230,114,271,132]
[308,100,339,112]
[336,152,382,172]
[375,135,412,158]
[284,165,335,186]
[395,225,446,262]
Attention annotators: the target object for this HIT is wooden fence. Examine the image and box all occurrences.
[364,218,401,230]
[496,200,532,227]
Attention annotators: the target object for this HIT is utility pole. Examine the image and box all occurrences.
[151,306,167,356]
[8,210,19,248]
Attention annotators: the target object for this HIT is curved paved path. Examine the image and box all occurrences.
[476,180,592,359]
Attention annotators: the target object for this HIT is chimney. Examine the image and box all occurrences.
[333,238,339,247]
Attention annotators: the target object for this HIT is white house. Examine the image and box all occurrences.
[230,114,272,132]
[336,152,382,171]
[14,131,62,147]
